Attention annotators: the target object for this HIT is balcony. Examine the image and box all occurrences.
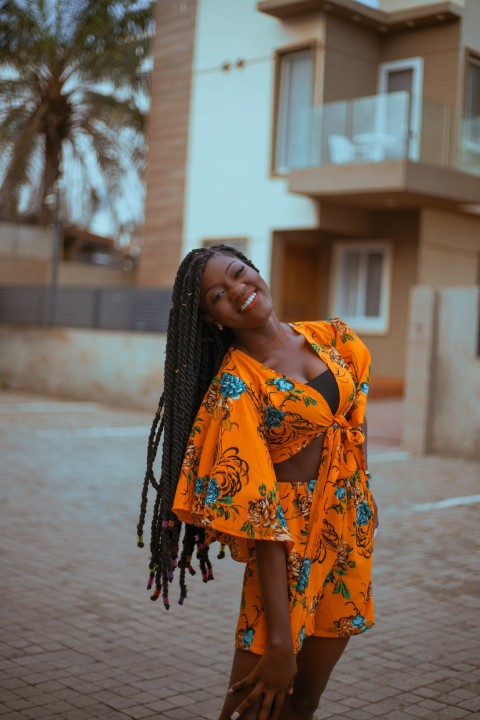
[288,91,480,209]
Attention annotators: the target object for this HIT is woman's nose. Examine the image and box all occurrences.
[228,281,244,299]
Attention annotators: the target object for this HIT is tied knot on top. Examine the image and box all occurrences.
[330,414,365,449]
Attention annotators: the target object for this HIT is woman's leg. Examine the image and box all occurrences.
[278,636,349,720]
[219,636,348,720]
[218,648,263,720]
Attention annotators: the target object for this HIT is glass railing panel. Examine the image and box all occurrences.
[417,96,451,167]
[309,91,411,167]
[457,116,480,175]
[351,91,410,161]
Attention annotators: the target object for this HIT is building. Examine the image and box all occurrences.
[140,0,480,394]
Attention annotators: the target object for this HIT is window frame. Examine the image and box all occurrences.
[464,51,480,145]
[329,240,393,335]
[271,40,319,177]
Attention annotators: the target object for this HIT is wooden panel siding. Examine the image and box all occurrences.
[138,0,197,287]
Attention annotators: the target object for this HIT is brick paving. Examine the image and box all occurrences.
[0,389,479,719]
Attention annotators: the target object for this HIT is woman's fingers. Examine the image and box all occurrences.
[228,674,255,694]
[269,691,286,720]
[230,687,262,719]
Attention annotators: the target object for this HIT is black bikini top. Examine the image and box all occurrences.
[305,369,339,415]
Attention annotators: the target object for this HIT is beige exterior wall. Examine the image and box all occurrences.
[0,326,165,411]
[138,0,198,288]
[58,263,134,287]
[0,222,134,287]
[404,285,480,459]
[462,0,480,53]
[418,207,480,285]
[323,15,380,102]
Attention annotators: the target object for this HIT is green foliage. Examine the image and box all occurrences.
[0,0,155,226]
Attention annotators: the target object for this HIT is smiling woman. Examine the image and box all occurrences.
[137,244,378,720]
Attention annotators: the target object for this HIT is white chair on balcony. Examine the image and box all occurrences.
[328,134,371,164]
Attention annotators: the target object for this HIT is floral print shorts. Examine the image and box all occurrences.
[235,479,374,655]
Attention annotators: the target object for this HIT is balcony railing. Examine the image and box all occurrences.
[300,91,480,175]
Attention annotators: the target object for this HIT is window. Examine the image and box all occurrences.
[330,241,392,334]
[274,47,314,174]
[465,56,480,146]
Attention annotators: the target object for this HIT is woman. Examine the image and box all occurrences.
[137,244,378,720]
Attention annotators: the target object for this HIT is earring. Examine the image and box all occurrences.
[217,323,223,331]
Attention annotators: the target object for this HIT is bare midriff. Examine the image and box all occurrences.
[274,433,325,483]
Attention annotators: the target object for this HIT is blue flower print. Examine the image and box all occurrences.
[194,477,205,495]
[265,406,285,428]
[356,500,372,526]
[351,614,366,630]
[205,477,220,506]
[307,479,317,493]
[360,382,369,396]
[242,627,255,650]
[298,626,306,646]
[276,503,288,528]
[273,377,295,392]
[220,372,246,400]
[335,487,346,499]
[297,558,311,592]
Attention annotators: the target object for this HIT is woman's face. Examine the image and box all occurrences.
[200,252,273,331]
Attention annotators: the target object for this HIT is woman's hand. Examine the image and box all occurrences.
[228,645,296,720]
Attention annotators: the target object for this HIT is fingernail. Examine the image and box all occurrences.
[227,687,234,694]
[231,713,240,720]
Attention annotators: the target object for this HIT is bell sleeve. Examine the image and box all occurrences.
[172,367,294,563]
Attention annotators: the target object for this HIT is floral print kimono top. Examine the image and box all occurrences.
[173,318,373,649]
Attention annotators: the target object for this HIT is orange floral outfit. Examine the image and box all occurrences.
[173,318,375,655]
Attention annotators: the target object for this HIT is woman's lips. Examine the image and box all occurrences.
[239,291,258,313]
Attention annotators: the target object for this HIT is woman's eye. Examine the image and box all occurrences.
[212,291,223,304]
[234,266,244,278]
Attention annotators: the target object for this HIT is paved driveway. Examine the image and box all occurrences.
[0,391,479,719]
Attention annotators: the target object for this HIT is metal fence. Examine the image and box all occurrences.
[0,286,172,332]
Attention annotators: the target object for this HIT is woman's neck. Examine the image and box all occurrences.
[232,317,293,362]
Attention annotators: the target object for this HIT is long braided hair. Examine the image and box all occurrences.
[137,244,259,608]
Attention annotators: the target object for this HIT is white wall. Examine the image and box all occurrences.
[183,0,324,280]
[0,327,165,411]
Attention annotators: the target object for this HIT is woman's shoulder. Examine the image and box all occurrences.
[215,347,265,386]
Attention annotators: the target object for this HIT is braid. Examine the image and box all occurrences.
[137,245,258,607]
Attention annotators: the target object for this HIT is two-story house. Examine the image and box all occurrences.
[140,0,480,394]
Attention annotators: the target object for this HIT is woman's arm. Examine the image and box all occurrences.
[229,540,297,720]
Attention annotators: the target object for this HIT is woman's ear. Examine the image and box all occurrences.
[203,312,223,331]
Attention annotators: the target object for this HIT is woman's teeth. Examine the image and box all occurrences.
[240,292,256,312]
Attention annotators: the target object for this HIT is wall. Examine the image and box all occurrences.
[365,209,419,380]
[418,207,480,285]
[138,0,198,288]
[0,221,134,287]
[0,327,165,411]
[323,14,380,102]
[404,285,480,459]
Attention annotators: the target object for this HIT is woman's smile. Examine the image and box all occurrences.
[239,291,257,313]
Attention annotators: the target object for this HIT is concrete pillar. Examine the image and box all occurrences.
[403,286,438,454]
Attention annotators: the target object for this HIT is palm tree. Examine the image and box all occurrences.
[0,0,154,229]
